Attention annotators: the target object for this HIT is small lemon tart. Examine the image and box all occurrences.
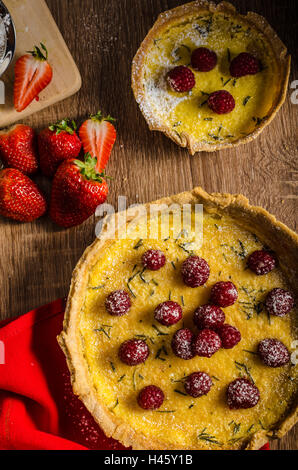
[132,0,290,154]
[59,187,297,450]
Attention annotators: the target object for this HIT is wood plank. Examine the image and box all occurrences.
[0,0,296,449]
[0,0,81,126]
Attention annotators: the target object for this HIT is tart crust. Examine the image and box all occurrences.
[58,187,297,450]
[131,0,291,154]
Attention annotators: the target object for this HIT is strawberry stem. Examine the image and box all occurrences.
[74,153,106,182]
[27,43,48,61]
[49,119,77,135]
[90,110,116,124]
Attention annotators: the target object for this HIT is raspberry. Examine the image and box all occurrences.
[230,52,260,78]
[105,290,131,316]
[191,47,217,72]
[227,378,260,409]
[193,304,225,330]
[193,329,221,358]
[265,288,294,317]
[119,339,149,366]
[208,90,235,114]
[247,250,276,275]
[167,66,195,92]
[142,249,166,271]
[258,338,290,367]
[171,328,195,360]
[210,281,238,307]
[181,255,210,288]
[184,372,213,398]
[138,385,164,410]
[154,301,182,326]
[217,324,241,349]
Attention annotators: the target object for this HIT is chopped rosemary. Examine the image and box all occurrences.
[127,270,140,298]
[118,374,125,382]
[152,324,169,336]
[94,324,112,339]
[151,278,159,286]
[174,389,187,396]
[181,295,185,306]
[242,349,258,356]
[197,428,222,446]
[110,361,116,372]
[232,422,241,435]
[204,117,213,121]
[110,398,119,410]
[155,347,167,361]
[243,95,251,106]
[211,375,220,381]
[171,261,176,270]
[133,239,143,250]
[155,410,176,413]
[227,48,231,62]
[247,424,254,433]
[235,361,255,384]
[221,240,246,259]
[139,267,149,283]
[223,78,231,87]
[259,419,265,430]
[88,284,105,290]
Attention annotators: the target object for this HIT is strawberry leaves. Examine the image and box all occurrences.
[74,153,106,182]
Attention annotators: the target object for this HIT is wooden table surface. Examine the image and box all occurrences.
[0,0,297,450]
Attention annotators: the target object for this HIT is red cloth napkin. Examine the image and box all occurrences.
[0,299,270,451]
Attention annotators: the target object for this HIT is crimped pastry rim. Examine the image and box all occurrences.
[58,187,298,450]
[131,0,291,154]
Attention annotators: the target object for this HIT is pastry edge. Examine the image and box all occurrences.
[131,0,291,155]
[58,186,298,450]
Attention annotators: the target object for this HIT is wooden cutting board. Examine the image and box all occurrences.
[0,0,81,127]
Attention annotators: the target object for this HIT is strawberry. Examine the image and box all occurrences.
[0,124,38,175]
[49,153,109,228]
[14,43,53,112]
[38,119,82,177]
[79,111,116,172]
[0,168,46,222]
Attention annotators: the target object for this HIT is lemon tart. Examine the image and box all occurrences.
[131,1,290,154]
[58,187,297,450]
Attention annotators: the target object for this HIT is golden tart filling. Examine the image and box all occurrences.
[132,1,290,153]
[66,193,297,450]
